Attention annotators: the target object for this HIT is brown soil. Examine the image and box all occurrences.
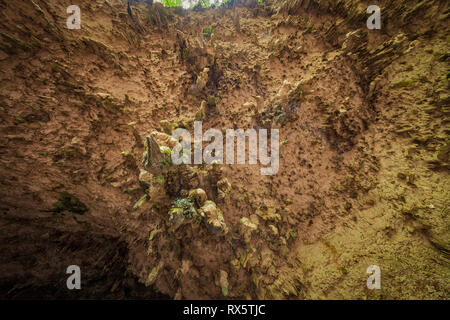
[0,0,448,299]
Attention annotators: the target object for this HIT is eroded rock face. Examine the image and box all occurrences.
[166,191,228,236]
[196,67,210,91]
[138,169,153,188]
[142,134,164,171]
[257,78,307,127]
[159,120,177,135]
[133,131,233,298]
[138,167,168,211]
[199,200,228,235]
[240,216,258,244]
[150,131,178,149]
[168,204,198,232]
[1,0,448,301]
[176,31,214,75]
[217,178,231,200]
[188,188,207,207]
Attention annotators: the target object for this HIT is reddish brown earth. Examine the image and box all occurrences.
[0,0,448,299]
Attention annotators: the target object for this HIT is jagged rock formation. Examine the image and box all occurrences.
[0,0,448,299]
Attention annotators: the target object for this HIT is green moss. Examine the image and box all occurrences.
[304,20,314,33]
[273,112,286,124]
[148,229,159,241]
[207,95,218,107]
[289,230,297,240]
[52,192,88,214]
[145,262,163,287]
[202,25,214,38]
[391,79,415,89]
[221,287,229,297]
[171,198,198,218]
[133,194,149,211]
[339,266,348,275]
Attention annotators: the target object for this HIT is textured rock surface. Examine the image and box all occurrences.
[0,0,448,300]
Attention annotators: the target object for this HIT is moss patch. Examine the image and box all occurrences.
[52,192,88,214]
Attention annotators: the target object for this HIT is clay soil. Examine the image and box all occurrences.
[0,0,448,299]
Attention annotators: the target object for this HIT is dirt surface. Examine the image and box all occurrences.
[0,0,448,299]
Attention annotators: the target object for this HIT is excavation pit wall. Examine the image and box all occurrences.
[0,0,448,299]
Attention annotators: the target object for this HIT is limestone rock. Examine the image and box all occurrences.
[142,134,164,171]
[342,29,367,54]
[195,100,206,121]
[197,67,209,89]
[160,119,177,135]
[139,169,153,188]
[240,217,258,230]
[255,203,281,222]
[133,194,148,211]
[269,224,279,236]
[254,95,264,111]
[188,188,207,207]
[217,178,231,200]
[145,262,163,287]
[199,200,228,235]
[239,216,258,244]
[168,207,187,231]
[219,270,229,297]
[276,80,292,100]
[150,131,178,149]
[147,176,169,208]
[190,67,209,95]
[243,101,257,113]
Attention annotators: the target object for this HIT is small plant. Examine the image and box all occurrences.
[155,176,164,184]
[161,0,183,7]
[172,198,198,218]
[202,25,214,38]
